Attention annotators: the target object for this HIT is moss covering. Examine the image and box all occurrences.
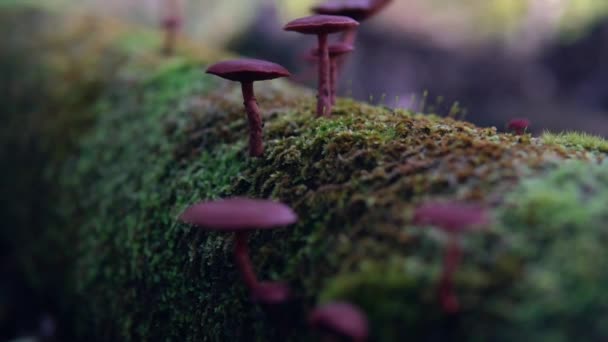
[542,131,608,153]
[2,4,608,342]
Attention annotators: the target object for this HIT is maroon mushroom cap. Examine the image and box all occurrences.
[312,0,392,21]
[284,15,359,35]
[309,302,369,341]
[312,43,355,57]
[507,118,530,131]
[179,198,298,231]
[206,59,291,83]
[412,202,489,232]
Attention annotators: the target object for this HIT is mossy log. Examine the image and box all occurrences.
[3,4,608,342]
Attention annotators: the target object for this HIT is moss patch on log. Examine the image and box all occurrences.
[2,4,608,342]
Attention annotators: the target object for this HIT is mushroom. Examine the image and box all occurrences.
[179,198,298,304]
[507,118,530,135]
[206,59,290,157]
[311,43,354,105]
[412,202,488,314]
[160,0,182,56]
[312,0,393,45]
[309,301,369,342]
[284,15,359,117]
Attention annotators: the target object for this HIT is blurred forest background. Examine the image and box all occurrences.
[46,0,608,135]
[59,0,608,135]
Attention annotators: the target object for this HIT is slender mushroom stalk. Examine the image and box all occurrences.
[438,235,463,313]
[412,202,488,314]
[318,33,331,116]
[330,56,338,105]
[234,231,258,290]
[179,198,298,304]
[284,15,359,117]
[312,43,354,105]
[161,0,182,56]
[241,81,264,157]
[206,59,290,157]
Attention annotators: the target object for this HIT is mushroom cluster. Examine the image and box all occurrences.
[174,1,402,339]
[196,0,392,158]
[284,15,359,117]
[179,197,370,339]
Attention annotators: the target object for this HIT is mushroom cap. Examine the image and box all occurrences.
[412,202,488,233]
[312,43,355,58]
[284,15,359,35]
[179,198,297,231]
[309,302,369,341]
[507,118,530,130]
[206,59,290,83]
[251,281,291,304]
[312,0,392,21]
[162,16,181,29]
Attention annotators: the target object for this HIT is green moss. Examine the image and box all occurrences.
[3,4,608,342]
[542,131,608,153]
[495,161,608,341]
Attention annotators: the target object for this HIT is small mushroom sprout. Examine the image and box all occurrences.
[180,198,298,304]
[507,118,530,135]
[206,59,290,157]
[413,202,489,314]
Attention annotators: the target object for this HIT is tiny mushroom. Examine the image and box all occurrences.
[309,301,369,342]
[161,0,182,56]
[206,59,290,157]
[284,15,359,117]
[412,202,489,314]
[311,43,354,105]
[180,198,298,304]
[312,0,393,45]
[507,118,530,135]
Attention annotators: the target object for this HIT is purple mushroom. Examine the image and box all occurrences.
[413,202,489,314]
[206,59,290,157]
[507,118,530,135]
[180,198,298,304]
[284,15,359,117]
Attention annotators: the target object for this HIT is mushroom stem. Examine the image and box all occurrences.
[317,33,332,117]
[234,231,258,290]
[241,81,264,157]
[162,24,177,56]
[342,28,358,45]
[439,235,462,314]
[334,28,357,78]
[330,57,338,105]
[161,0,181,56]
